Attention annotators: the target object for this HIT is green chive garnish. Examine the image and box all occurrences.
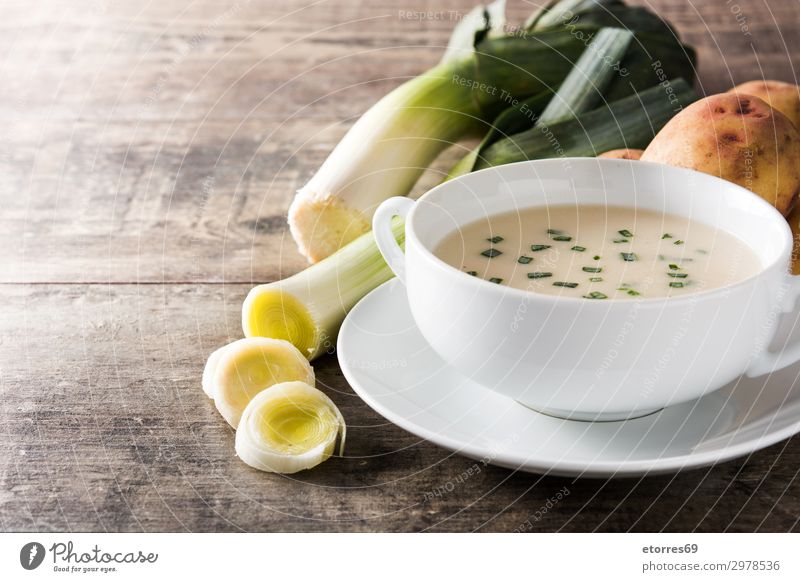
[571,245,586,252]
[593,255,601,260]
[486,236,504,244]
[662,233,673,239]
[626,289,641,296]
[669,263,681,270]
[697,249,708,254]
[528,272,552,279]
[531,244,551,252]
[620,252,637,262]
[582,266,602,273]
[583,291,608,299]
[489,277,503,284]
[613,239,629,243]
[669,281,685,288]
[667,272,688,278]
[466,271,477,276]
[618,229,633,238]
[674,240,684,245]
[481,249,502,258]
[551,235,572,242]
[517,255,533,264]
[546,229,562,235]
[553,282,578,288]
[589,277,603,282]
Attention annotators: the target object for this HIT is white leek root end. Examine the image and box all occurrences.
[209,338,314,428]
[288,193,371,264]
[235,381,346,474]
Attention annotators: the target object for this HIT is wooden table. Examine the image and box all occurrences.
[2,0,799,532]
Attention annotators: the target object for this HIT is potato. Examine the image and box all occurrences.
[641,93,800,215]
[597,148,643,160]
[787,204,800,274]
[729,80,800,129]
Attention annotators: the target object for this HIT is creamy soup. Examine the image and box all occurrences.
[434,205,761,299]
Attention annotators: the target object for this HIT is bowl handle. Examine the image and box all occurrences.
[372,197,415,285]
[746,274,800,377]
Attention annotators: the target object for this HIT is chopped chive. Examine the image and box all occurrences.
[517,255,533,264]
[582,266,602,273]
[661,255,693,262]
[662,233,673,239]
[553,281,579,288]
[486,236,504,244]
[551,235,572,242]
[481,248,502,258]
[625,289,641,296]
[583,291,608,299]
[669,263,681,270]
[620,252,637,262]
[589,277,603,282]
[667,272,688,278]
[669,281,685,288]
[489,277,503,284]
[613,239,629,243]
[527,272,553,279]
[593,255,601,260]
[571,245,586,252]
[530,244,551,252]
[674,240,684,245]
[618,229,634,238]
[546,229,563,235]
[697,249,708,254]
[466,270,477,276]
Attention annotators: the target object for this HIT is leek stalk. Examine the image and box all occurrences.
[472,78,696,168]
[447,26,634,179]
[287,0,696,263]
[243,219,404,360]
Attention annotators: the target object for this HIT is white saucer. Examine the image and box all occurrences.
[337,279,800,477]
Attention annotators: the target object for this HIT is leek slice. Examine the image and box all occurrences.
[210,337,315,428]
[201,344,228,398]
[235,381,346,474]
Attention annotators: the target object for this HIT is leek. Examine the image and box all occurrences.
[206,337,315,428]
[287,0,696,262]
[447,26,634,179]
[243,219,404,360]
[235,381,346,474]
[472,78,696,168]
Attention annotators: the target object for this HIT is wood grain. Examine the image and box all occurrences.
[2,0,800,532]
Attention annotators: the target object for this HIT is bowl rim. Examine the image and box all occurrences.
[404,158,793,306]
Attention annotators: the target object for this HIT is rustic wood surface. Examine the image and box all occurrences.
[2,0,800,532]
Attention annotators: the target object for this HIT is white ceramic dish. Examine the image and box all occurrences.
[372,158,800,421]
[337,279,800,478]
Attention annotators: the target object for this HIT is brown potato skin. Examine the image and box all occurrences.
[597,148,643,160]
[787,204,800,274]
[729,80,800,129]
[641,93,800,216]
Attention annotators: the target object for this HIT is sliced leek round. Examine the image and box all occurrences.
[211,337,314,428]
[235,381,345,474]
[201,344,229,399]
